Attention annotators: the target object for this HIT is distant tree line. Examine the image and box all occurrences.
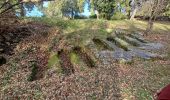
[0,0,169,34]
[0,0,169,19]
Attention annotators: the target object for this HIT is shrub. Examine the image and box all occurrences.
[89,14,97,19]
[111,12,127,20]
[74,15,87,19]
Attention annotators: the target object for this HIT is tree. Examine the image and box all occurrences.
[43,0,86,19]
[113,0,130,19]
[90,0,115,20]
[144,0,169,35]
[61,0,79,19]
[163,3,170,16]
[129,0,143,20]
[0,0,53,17]
[0,0,20,16]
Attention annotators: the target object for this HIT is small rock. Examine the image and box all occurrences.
[0,48,4,53]
[5,42,11,46]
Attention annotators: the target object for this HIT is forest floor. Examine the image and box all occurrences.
[0,18,170,100]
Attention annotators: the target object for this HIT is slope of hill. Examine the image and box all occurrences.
[0,18,170,99]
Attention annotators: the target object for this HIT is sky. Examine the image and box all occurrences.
[80,3,91,16]
[26,2,91,17]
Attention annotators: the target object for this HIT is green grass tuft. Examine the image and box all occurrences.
[70,52,80,65]
[48,53,60,68]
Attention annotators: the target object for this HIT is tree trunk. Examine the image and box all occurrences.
[144,0,158,36]
[145,17,154,36]
[20,3,25,16]
[61,12,63,18]
[129,0,136,20]
[128,9,131,19]
[130,8,137,20]
[96,10,99,20]
[71,8,74,19]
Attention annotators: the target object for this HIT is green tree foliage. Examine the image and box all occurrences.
[163,4,170,16]
[89,0,130,20]
[114,0,130,13]
[90,0,115,20]
[111,0,129,20]
[43,0,86,19]
[0,0,18,15]
[0,0,52,16]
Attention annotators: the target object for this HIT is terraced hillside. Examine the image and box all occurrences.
[0,18,170,99]
[46,32,166,77]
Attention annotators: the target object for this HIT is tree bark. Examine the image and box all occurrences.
[20,3,25,16]
[129,0,137,20]
[0,1,23,15]
[0,1,9,9]
[145,16,154,36]
[71,8,74,19]
[130,8,137,20]
[96,10,99,20]
[144,0,159,36]
[128,9,131,19]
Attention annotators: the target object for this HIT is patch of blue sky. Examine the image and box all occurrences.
[26,6,43,17]
[80,3,90,17]
[26,1,48,17]
[43,1,48,7]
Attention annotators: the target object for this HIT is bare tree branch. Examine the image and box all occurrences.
[0,1,23,15]
[0,1,9,9]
